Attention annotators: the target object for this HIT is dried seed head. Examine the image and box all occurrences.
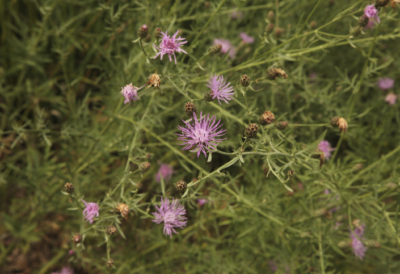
[259,111,275,125]
[106,225,117,236]
[330,116,340,127]
[276,121,288,130]
[185,101,197,117]
[310,21,317,29]
[176,180,187,192]
[136,182,143,189]
[209,44,222,54]
[107,259,114,267]
[117,203,129,219]
[267,68,288,80]
[267,11,275,21]
[65,182,74,194]
[154,27,162,37]
[358,16,369,27]
[147,73,161,87]
[275,28,283,38]
[204,90,214,102]
[265,23,274,34]
[240,74,250,87]
[138,25,149,39]
[338,117,348,133]
[139,162,151,172]
[72,233,82,244]
[245,123,259,138]
[375,0,390,7]
[287,170,295,178]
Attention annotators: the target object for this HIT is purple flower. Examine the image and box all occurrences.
[176,112,227,157]
[52,267,74,274]
[198,199,207,206]
[207,74,235,104]
[240,32,255,44]
[318,140,335,160]
[213,38,236,58]
[350,224,367,260]
[153,30,187,63]
[385,92,397,105]
[152,198,187,237]
[364,5,380,23]
[81,200,99,224]
[121,83,141,104]
[68,250,74,255]
[324,189,330,195]
[156,162,174,183]
[377,77,394,90]
[364,19,376,29]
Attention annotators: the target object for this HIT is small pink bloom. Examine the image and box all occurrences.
[240,33,254,44]
[52,267,74,274]
[364,19,376,29]
[350,224,367,260]
[324,189,330,195]
[318,140,335,160]
[152,198,187,237]
[377,78,395,90]
[385,93,397,105]
[198,199,207,206]
[68,250,74,255]
[121,83,142,104]
[309,72,317,79]
[213,38,236,58]
[156,162,174,183]
[207,74,235,104]
[81,200,99,223]
[153,31,188,63]
[364,5,380,23]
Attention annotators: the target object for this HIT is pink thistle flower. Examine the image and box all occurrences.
[121,83,142,104]
[213,38,236,58]
[324,189,330,195]
[207,74,235,104]
[377,77,395,90]
[350,224,367,260]
[152,197,187,237]
[364,5,380,23]
[52,267,74,274]
[240,32,255,44]
[198,199,207,206]
[318,140,335,160]
[364,19,376,29]
[68,250,74,255]
[153,31,187,64]
[176,112,227,157]
[81,200,99,224]
[156,162,174,183]
[385,92,397,105]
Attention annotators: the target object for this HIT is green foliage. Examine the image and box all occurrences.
[1,0,400,273]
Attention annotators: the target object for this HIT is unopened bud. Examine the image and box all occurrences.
[375,0,390,7]
[107,259,114,267]
[330,116,340,127]
[204,90,214,101]
[364,240,381,248]
[240,74,250,87]
[176,180,187,192]
[352,163,363,172]
[72,233,82,244]
[338,117,348,133]
[117,203,129,219]
[136,182,143,189]
[184,101,197,117]
[276,121,288,130]
[310,21,317,29]
[147,73,161,88]
[154,27,162,37]
[65,182,74,194]
[312,149,325,167]
[139,162,151,172]
[245,123,259,138]
[287,170,295,178]
[146,153,153,160]
[106,225,117,236]
[358,16,369,28]
[352,219,361,227]
[275,28,283,38]
[259,111,275,125]
[265,23,274,34]
[267,68,288,80]
[338,240,351,248]
[209,44,222,54]
[267,11,275,21]
[138,25,149,39]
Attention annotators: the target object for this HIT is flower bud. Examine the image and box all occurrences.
[276,121,288,130]
[176,180,187,192]
[185,101,197,117]
[375,0,390,7]
[204,90,214,101]
[106,225,117,236]
[139,162,151,172]
[328,0,335,6]
[147,73,161,87]
[330,116,340,127]
[209,44,222,54]
[136,182,143,189]
[364,240,381,248]
[240,74,250,87]
[117,203,129,219]
[353,29,361,37]
[287,170,295,178]
[72,233,82,244]
[275,28,283,38]
[65,182,74,194]
[107,259,114,267]
[312,148,325,167]
[146,153,153,160]
[154,27,162,37]
[338,117,348,133]
[245,123,259,138]
[358,16,369,28]
[267,68,288,80]
[338,240,351,248]
[138,25,149,39]
[265,23,274,34]
[259,111,275,125]
[267,11,275,21]
[352,163,363,172]
[310,21,317,29]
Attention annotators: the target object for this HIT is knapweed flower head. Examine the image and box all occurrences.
[213,38,236,58]
[153,30,187,63]
[350,224,367,260]
[318,140,335,160]
[377,77,394,90]
[121,83,141,104]
[156,161,174,183]
[364,5,380,23]
[207,74,235,104]
[240,32,255,44]
[385,92,397,105]
[152,198,187,237]
[81,199,99,223]
[176,112,227,157]
[198,199,207,206]
[52,267,74,274]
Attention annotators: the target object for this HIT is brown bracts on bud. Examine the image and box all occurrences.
[267,68,288,80]
[240,74,250,87]
[72,233,82,244]
[330,116,348,132]
[117,203,129,219]
[147,73,161,88]
[107,259,114,267]
[375,0,390,7]
[276,121,288,130]
[184,101,197,117]
[176,180,187,192]
[106,225,117,236]
[330,116,340,127]
[139,162,151,172]
[209,44,222,54]
[358,16,369,28]
[245,123,259,138]
[65,182,74,194]
[265,23,274,34]
[259,111,275,125]
[287,170,295,178]
[154,27,162,37]
[138,25,149,39]
[267,11,275,21]
[310,21,317,29]
[204,90,214,101]
[275,28,283,38]
[312,148,325,167]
